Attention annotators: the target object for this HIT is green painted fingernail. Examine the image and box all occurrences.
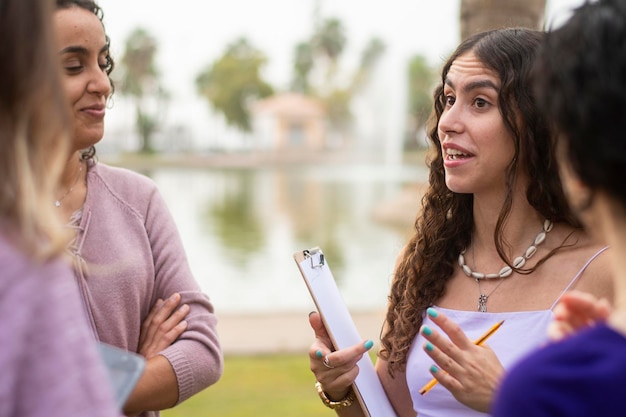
[425,342,434,352]
[422,326,432,336]
[427,308,438,318]
[430,365,438,373]
[364,340,374,350]
[315,350,323,358]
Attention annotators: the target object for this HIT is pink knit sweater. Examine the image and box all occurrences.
[69,161,223,417]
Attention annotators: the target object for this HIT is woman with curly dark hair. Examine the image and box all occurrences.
[52,1,223,416]
[307,27,613,417]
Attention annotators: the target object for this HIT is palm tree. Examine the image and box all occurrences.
[311,18,347,90]
[350,37,386,93]
[406,54,436,149]
[460,0,547,40]
[118,28,166,153]
[290,42,315,94]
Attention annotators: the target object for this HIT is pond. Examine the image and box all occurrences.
[146,162,428,315]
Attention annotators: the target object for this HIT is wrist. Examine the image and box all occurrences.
[315,381,356,410]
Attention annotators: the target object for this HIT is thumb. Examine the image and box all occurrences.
[308,311,333,346]
[308,311,325,334]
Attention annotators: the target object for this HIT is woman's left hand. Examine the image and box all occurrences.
[418,308,503,412]
[138,293,189,359]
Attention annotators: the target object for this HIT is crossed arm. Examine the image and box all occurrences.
[124,293,189,416]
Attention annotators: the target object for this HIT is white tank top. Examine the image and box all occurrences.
[406,247,608,417]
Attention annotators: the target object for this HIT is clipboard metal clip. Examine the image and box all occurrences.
[303,247,325,269]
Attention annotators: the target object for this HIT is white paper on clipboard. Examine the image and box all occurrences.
[294,247,398,417]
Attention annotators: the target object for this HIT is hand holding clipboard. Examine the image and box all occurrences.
[294,247,398,417]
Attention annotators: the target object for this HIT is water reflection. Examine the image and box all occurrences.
[149,163,427,314]
[203,170,266,265]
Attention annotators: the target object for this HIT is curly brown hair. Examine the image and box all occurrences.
[379,28,580,376]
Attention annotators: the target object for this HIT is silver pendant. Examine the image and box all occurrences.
[54,200,61,207]
[478,293,488,312]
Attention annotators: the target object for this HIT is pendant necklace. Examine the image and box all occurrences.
[55,162,83,207]
[459,219,553,312]
[471,245,506,312]
[476,278,505,312]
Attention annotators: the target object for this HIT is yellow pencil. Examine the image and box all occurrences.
[419,320,505,395]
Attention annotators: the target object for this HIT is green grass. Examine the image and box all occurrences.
[162,354,334,417]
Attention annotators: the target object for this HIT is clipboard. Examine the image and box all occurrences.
[97,342,146,408]
[294,247,398,417]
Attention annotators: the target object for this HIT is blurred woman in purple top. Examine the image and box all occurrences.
[494,1,626,415]
[0,0,118,415]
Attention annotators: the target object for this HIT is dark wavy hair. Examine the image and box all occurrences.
[535,0,626,209]
[55,0,113,160]
[380,28,580,375]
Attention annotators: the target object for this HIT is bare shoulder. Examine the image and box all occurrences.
[563,231,614,303]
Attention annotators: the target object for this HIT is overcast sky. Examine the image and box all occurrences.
[98,0,587,148]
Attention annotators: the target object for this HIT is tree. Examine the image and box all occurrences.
[460,0,547,40]
[351,37,386,92]
[325,36,385,137]
[289,17,386,139]
[117,28,167,153]
[195,38,274,132]
[311,18,347,85]
[290,42,315,94]
[406,55,437,149]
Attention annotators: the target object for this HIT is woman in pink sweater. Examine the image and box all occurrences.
[52,1,223,416]
[0,0,118,415]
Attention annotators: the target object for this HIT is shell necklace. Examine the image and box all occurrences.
[458,219,553,312]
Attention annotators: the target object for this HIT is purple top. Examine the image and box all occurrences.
[408,307,553,417]
[407,247,608,417]
[0,232,119,417]
[68,161,223,417]
[493,323,626,417]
